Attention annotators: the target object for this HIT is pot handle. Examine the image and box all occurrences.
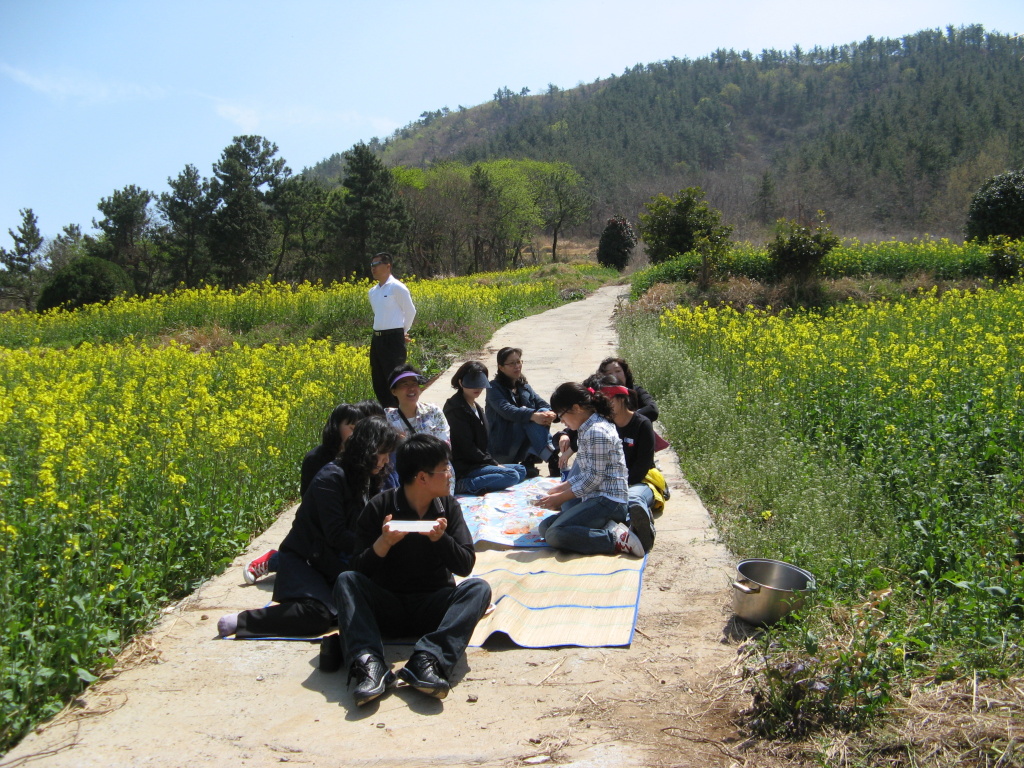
[732,579,761,594]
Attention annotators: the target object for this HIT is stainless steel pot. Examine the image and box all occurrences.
[731,559,815,627]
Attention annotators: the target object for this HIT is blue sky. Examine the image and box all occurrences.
[1,0,1021,241]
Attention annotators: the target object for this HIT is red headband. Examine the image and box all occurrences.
[600,385,630,397]
[586,387,595,394]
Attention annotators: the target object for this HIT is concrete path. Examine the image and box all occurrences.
[2,285,741,768]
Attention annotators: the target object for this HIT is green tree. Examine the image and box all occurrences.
[525,161,591,262]
[36,256,133,312]
[755,170,779,224]
[0,208,46,309]
[638,187,733,265]
[158,164,216,287]
[331,143,409,277]
[209,135,290,286]
[91,185,161,293]
[268,175,329,281]
[468,161,541,271]
[965,170,1024,241]
[596,216,637,271]
[43,224,86,273]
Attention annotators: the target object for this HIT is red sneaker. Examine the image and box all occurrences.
[244,549,277,584]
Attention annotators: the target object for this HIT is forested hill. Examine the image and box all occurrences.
[312,25,1024,237]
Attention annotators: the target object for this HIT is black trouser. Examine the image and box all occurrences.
[333,571,491,676]
[370,329,406,408]
[235,598,334,638]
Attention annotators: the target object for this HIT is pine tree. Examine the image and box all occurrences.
[0,208,46,309]
[331,143,410,277]
[209,136,289,286]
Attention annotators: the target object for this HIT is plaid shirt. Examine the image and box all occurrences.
[569,413,628,504]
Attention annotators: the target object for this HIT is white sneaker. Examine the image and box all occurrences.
[611,522,644,557]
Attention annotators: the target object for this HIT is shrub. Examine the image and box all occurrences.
[596,216,637,271]
[965,169,1024,242]
[36,257,133,312]
[985,235,1024,281]
[767,215,839,285]
[638,187,732,266]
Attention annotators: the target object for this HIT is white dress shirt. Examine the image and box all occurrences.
[368,275,416,332]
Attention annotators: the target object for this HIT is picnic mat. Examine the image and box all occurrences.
[456,476,560,547]
[466,547,647,648]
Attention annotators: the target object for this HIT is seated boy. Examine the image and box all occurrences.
[334,433,491,706]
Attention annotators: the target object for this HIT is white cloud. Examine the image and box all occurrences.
[209,97,398,138]
[215,102,262,133]
[0,63,163,104]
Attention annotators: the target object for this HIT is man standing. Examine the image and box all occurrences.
[334,434,491,706]
[368,252,416,408]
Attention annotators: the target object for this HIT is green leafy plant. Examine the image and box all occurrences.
[637,187,732,267]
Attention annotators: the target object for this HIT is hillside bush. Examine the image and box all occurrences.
[965,169,1024,242]
[36,257,133,312]
[638,187,732,266]
[768,215,839,282]
[630,239,994,299]
[985,235,1024,281]
[596,216,637,271]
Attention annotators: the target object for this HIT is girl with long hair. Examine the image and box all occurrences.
[218,417,400,639]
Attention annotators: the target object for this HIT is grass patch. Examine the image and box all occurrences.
[617,288,1024,763]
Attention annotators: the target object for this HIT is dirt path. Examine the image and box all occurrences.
[2,285,744,768]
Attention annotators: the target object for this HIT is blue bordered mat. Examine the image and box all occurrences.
[465,547,646,647]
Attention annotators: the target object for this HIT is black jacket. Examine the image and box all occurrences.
[443,392,497,478]
[351,488,476,594]
[279,462,364,584]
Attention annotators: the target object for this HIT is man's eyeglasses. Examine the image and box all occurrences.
[426,467,452,476]
[369,261,385,268]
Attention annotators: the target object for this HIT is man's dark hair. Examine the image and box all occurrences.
[396,433,451,486]
[372,252,393,266]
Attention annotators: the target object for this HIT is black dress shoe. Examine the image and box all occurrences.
[397,651,450,699]
[348,653,396,706]
[523,464,540,479]
[319,633,342,672]
[547,454,561,478]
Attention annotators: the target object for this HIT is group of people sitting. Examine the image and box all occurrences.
[217,352,663,707]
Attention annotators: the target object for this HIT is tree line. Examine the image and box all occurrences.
[0,139,590,311]
[370,25,1024,237]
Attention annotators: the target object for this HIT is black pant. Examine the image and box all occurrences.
[370,329,406,408]
[333,571,491,676]
[235,598,334,638]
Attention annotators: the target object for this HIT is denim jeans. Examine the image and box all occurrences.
[538,494,628,555]
[492,421,554,464]
[455,463,527,495]
[628,483,654,520]
[333,571,492,676]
